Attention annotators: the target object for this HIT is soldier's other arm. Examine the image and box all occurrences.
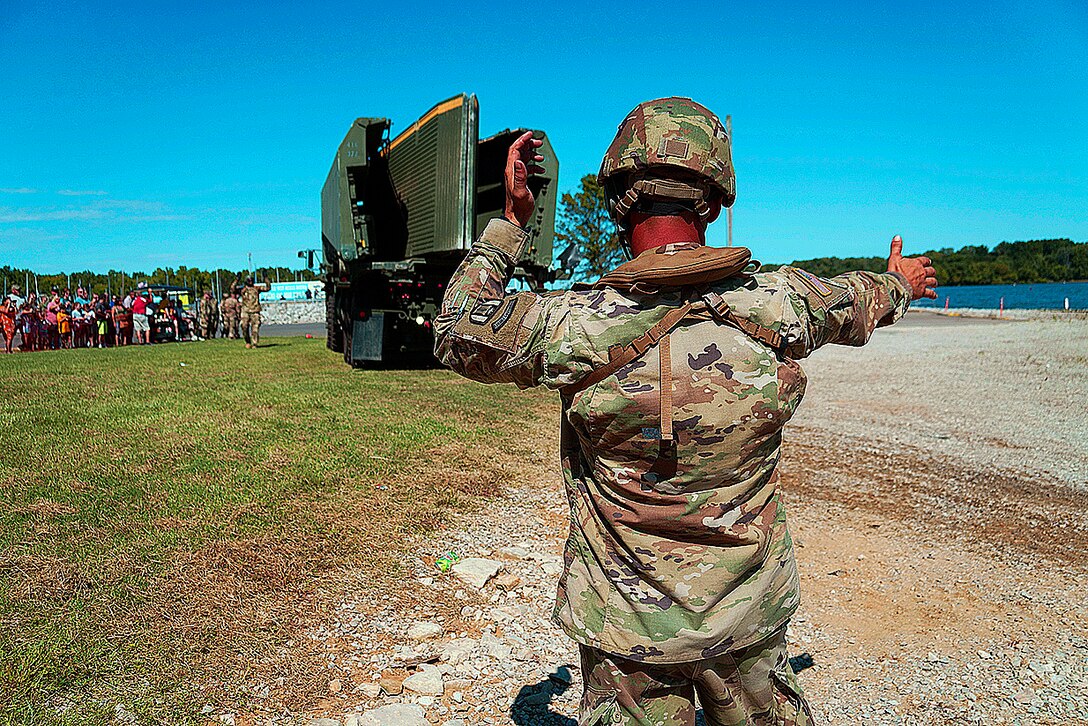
[779,236,938,357]
[433,219,556,388]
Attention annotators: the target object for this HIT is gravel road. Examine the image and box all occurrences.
[267,311,1087,726]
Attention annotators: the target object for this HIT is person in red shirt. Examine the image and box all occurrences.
[132,291,150,345]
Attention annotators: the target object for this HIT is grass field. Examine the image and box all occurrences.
[0,338,549,725]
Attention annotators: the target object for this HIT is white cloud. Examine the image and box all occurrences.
[57,189,108,196]
[0,198,189,224]
[0,207,107,222]
[0,187,38,194]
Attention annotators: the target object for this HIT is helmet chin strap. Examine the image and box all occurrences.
[613,177,713,222]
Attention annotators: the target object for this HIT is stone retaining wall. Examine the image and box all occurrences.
[260,300,325,325]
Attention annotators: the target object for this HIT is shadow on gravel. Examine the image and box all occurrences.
[508,666,724,726]
[790,652,816,673]
[510,666,577,726]
[510,658,816,725]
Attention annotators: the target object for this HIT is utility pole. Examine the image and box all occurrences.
[248,252,253,276]
[726,114,733,248]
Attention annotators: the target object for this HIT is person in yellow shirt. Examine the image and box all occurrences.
[57,307,72,349]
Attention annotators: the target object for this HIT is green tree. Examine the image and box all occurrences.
[775,238,1086,286]
[555,174,622,280]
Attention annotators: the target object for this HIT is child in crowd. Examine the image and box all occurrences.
[57,305,72,349]
[20,296,38,351]
[96,305,108,348]
[111,297,128,347]
[71,303,85,348]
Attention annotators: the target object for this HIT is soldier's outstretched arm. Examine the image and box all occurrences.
[433,219,556,388]
[435,131,571,388]
[777,235,938,357]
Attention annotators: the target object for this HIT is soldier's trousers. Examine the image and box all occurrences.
[224,316,240,339]
[240,311,261,346]
[578,627,812,726]
[201,318,218,338]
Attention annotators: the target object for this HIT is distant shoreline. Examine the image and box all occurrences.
[911,307,1088,321]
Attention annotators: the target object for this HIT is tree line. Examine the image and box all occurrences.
[766,238,1087,286]
[0,265,319,298]
[555,175,1087,286]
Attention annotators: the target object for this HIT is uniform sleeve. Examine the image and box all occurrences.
[433,218,567,389]
[774,266,912,358]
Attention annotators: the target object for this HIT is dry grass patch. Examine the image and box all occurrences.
[0,338,551,725]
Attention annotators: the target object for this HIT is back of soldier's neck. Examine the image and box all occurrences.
[628,214,705,257]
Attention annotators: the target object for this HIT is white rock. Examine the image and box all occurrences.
[440,638,477,665]
[356,682,381,698]
[402,664,444,696]
[406,621,444,641]
[480,633,512,660]
[308,719,339,726]
[442,720,467,726]
[451,558,502,590]
[354,704,429,726]
[499,546,531,559]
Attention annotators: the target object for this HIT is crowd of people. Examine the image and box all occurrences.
[0,282,256,354]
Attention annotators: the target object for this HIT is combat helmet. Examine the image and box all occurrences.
[599,97,735,227]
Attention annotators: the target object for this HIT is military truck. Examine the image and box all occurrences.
[321,94,558,366]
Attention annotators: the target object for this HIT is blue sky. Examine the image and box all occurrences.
[1,0,1086,274]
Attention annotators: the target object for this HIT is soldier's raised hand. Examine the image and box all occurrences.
[504,130,545,228]
[887,235,938,300]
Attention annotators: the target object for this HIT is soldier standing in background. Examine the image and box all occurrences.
[199,291,220,339]
[239,277,269,349]
[434,100,937,725]
[221,292,241,339]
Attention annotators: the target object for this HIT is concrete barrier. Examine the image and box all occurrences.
[260,300,325,325]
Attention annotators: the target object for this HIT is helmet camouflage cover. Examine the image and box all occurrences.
[599,97,736,220]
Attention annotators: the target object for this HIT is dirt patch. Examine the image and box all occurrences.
[782,425,1088,565]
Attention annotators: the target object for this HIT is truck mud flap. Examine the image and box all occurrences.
[351,314,385,362]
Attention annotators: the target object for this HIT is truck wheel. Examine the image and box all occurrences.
[341,326,363,368]
[326,292,342,353]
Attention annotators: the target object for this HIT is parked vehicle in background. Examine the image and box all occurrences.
[145,284,197,342]
[321,93,559,366]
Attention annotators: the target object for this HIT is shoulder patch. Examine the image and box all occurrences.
[453,294,539,353]
[783,267,850,311]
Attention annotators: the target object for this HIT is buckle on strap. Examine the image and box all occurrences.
[702,290,728,316]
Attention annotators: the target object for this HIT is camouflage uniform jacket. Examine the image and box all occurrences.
[221,297,241,318]
[240,286,264,314]
[434,218,912,664]
[199,297,219,322]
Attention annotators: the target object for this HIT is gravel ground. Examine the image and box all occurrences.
[261,312,1087,726]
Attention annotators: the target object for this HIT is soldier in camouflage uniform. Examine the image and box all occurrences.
[434,99,938,726]
[198,291,220,339]
[221,292,241,339]
[239,277,269,348]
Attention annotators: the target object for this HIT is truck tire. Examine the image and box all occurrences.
[342,327,355,367]
[326,291,342,353]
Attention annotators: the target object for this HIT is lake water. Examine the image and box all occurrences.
[913,281,1088,310]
